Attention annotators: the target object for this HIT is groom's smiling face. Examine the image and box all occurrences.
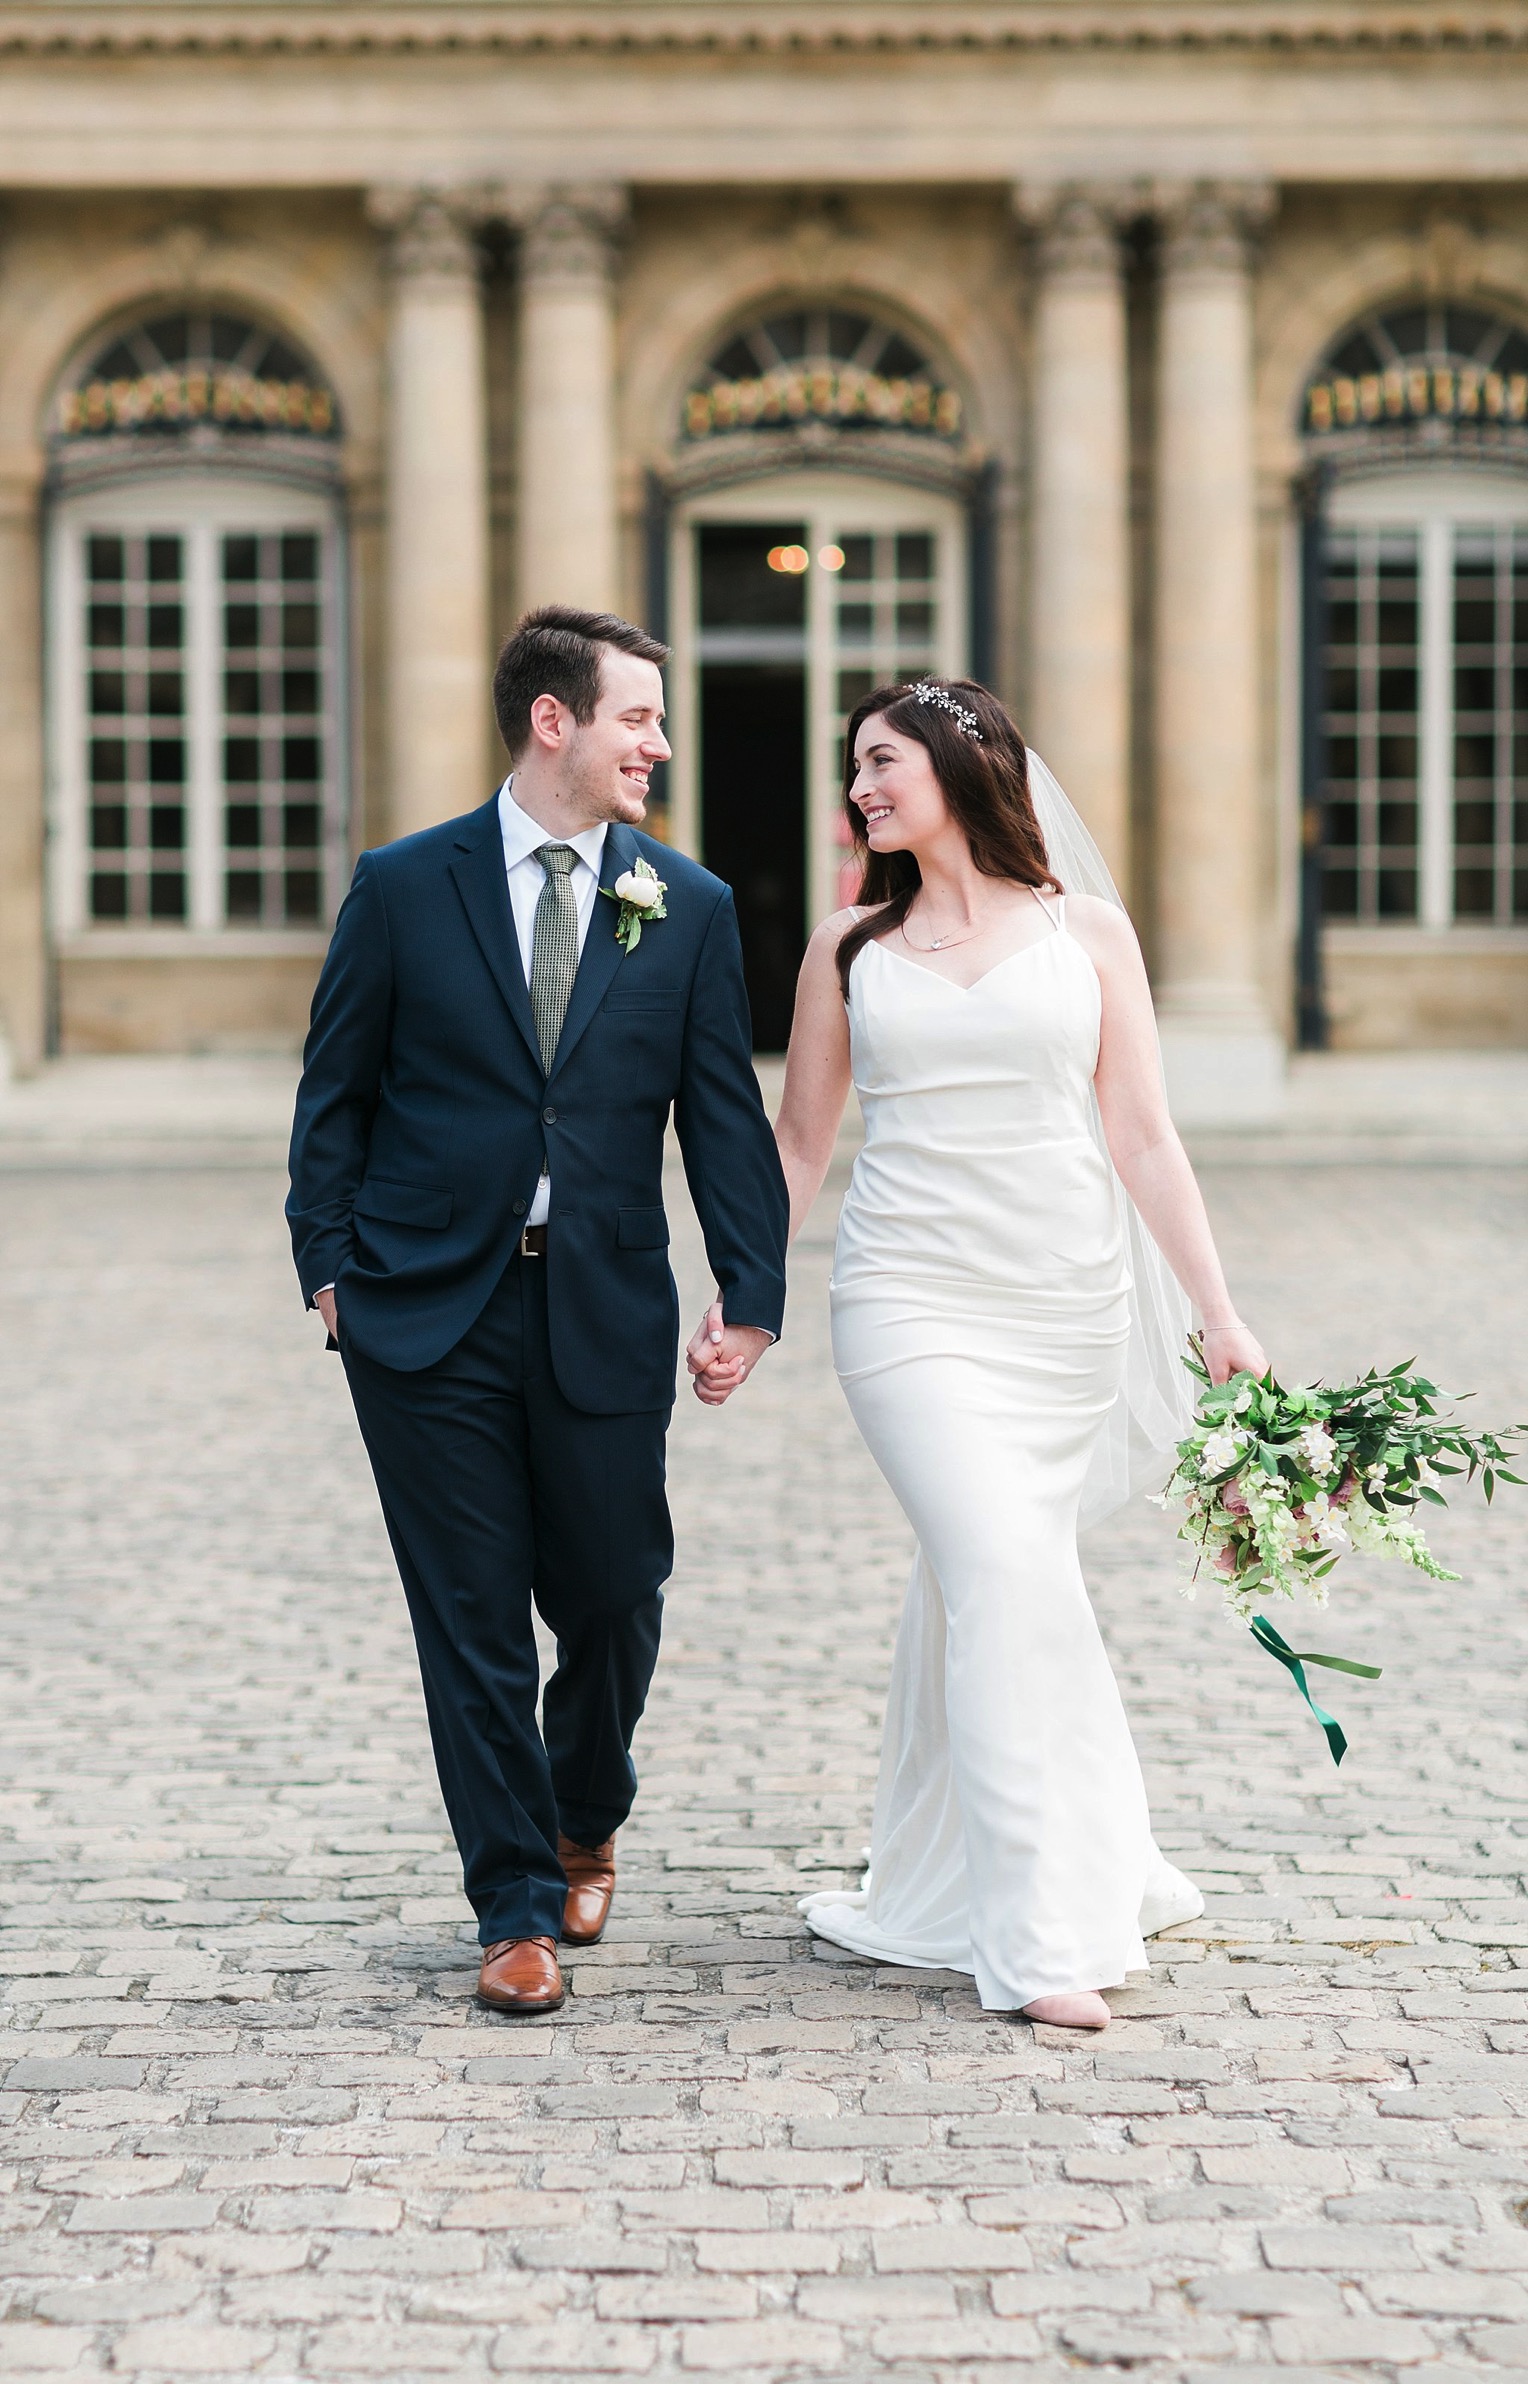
[560,650,672,828]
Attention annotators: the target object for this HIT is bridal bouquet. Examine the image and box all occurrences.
[1157,1348,1524,1760]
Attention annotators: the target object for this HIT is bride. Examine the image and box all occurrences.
[695,677,1267,2031]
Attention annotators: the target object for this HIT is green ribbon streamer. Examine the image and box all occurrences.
[1249,1613,1384,1767]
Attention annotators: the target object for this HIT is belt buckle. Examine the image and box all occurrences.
[520,1224,539,1257]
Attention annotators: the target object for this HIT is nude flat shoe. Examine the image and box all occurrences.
[1021,1991,1111,2030]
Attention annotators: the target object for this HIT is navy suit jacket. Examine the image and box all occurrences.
[286,798,789,1413]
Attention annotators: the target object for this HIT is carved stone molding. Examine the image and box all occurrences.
[9,4,1528,60]
[1015,182,1141,282]
[1155,179,1278,278]
[366,185,494,285]
[503,183,630,289]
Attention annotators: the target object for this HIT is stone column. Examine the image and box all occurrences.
[1153,180,1283,1125]
[0,463,45,1072]
[510,184,627,615]
[369,187,491,839]
[1021,183,1133,887]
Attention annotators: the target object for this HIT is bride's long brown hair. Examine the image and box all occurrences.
[834,678,1060,997]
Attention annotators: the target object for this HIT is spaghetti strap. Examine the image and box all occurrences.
[1028,884,1066,935]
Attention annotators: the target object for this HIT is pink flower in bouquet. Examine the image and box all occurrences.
[1220,1478,1251,1518]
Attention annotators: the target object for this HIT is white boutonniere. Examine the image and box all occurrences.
[601,857,668,952]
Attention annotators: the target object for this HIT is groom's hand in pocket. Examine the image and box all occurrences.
[314,1287,339,1350]
[686,1300,772,1407]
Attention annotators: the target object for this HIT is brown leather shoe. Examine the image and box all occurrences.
[558,1834,616,1946]
[476,1936,564,2014]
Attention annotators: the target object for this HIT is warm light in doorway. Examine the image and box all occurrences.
[766,543,810,574]
[817,544,846,571]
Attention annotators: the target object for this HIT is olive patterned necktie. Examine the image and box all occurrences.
[530,842,580,1074]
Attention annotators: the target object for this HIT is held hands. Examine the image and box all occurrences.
[686,1300,773,1407]
[1202,1320,1268,1386]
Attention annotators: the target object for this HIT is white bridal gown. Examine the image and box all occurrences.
[800,893,1202,2011]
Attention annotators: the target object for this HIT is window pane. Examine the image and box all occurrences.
[217,526,330,926]
[83,528,185,922]
[1449,528,1519,923]
[284,868,322,921]
[1320,528,1419,922]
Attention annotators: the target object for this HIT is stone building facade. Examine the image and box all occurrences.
[2,0,1527,1118]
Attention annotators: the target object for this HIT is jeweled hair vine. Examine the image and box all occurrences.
[908,681,982,740]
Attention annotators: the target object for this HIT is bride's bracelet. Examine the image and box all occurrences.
[1202,1320,1249,1335]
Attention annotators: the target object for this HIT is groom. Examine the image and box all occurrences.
[287,605,788,2014]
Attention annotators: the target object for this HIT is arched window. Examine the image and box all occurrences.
[1302,305,1528,933]
[56,310,339,451]
[1303,303,1528,456]
[48,312,345,939]
[683,307,963,446]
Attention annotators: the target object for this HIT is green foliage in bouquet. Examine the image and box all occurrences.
[1159,1345,1526,1621]
[1158,1347,1524,1763]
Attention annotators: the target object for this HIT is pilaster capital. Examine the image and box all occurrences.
[1014,181,1140,283]
[502,183,630,288]
[366,184,495,285]
[1154,180,1277,279]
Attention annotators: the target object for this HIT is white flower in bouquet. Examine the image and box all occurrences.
[1199,1427,1245,1476]
[1295,1423,1338,1480]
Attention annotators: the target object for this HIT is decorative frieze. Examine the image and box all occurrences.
[9,2,1528,57]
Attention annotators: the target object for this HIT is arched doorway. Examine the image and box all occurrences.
[1298,302,1528,1044]
[45,309,346,950]
[664,306,975,1048]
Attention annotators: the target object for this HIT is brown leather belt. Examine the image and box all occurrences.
[519,1223,548,1258]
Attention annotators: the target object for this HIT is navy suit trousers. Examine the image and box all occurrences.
[341,1249,672,1947]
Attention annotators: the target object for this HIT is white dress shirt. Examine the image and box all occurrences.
[498,778,608,1227]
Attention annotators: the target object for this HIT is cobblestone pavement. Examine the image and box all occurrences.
[1,1145,1526,2382]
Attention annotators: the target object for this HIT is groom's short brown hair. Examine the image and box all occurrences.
[493,605,669,760]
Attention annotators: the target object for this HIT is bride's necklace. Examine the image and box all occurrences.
[901,905,986,955]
